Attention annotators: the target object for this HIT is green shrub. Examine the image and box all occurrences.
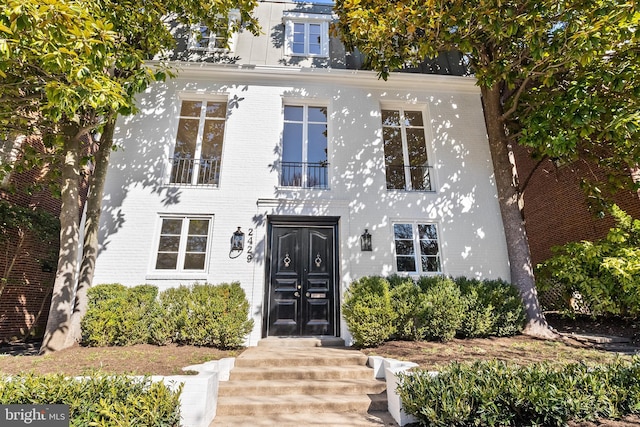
[389,276,422,340]
[398,358,640,427]
[83,282,253,349]
[82,284,161,346]
[0,373,181,426]
[537,205,640,317]
[159,282,253,349]
[342,276,396,347]
[456,277,526,337]
[415,276,463,342]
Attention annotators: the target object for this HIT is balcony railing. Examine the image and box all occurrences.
[168,157,220,186]
[386,164,433,191]
[281,162,329,189]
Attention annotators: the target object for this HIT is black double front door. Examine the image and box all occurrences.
[266,223,337,336]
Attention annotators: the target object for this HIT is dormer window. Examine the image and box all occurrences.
[189,10,240,52]
[283,12,332,58]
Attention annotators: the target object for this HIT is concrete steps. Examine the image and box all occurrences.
[210,339,394,426]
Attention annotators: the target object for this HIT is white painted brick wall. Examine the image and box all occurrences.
[93,67,510,345]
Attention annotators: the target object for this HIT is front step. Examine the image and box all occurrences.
[211,346,393,426]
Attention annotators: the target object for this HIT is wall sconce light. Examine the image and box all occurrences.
[231,227,245,252]
[360,229,372,251]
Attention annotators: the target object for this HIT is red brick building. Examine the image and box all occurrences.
[513,145,640,266]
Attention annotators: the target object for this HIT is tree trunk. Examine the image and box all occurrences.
[40,128,82,354]
[480,84,556,339]
[65,117,116,346]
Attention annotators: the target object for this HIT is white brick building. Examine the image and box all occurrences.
[92,0,510,345]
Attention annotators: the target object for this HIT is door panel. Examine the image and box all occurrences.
[267,225,336,336]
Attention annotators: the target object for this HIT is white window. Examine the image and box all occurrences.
[154,216,212,271]
[189,11,240,52]
[0,134,23,188]
[170,100,227,186]
[281,104,329,189]
[393,223,441,273]
[382,108,433,191]
[283,12,331,57]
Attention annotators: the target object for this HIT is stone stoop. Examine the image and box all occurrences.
[209,339,396,426]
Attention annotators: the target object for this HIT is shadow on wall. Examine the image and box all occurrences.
[248,85,502,282]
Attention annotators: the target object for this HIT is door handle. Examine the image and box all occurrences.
[294,291,300,297]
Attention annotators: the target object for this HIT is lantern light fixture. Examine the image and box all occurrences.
[231,227,245,252]
[360,229,372,251]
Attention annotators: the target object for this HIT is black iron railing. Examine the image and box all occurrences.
[386,164,433,191]
[281,162,329,189]
[169,157,220,186]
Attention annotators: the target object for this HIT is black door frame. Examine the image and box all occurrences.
[263,215,340,338]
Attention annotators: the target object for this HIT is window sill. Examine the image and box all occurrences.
[145,272,208,281]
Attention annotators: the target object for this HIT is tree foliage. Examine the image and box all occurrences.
[333,0,639,335]
[538,205,640,317]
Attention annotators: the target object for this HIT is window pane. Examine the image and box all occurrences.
[404,110,424,127]
[308,124,327,164]
[189,219,209,235]
[184,253,206,270]
[201,121,225,159]
[158,236,180,252]
[161,219,183,235]
[420,240,439,256]
[397,256,416,272]
[186,236,208,252]
[282,123,303,163]
[422,256,441,272]
[284,106,303,121]
[156,253,178,270]
[174,119,198,157]
[205,102,227,118]
[180,101,202,117]
[418,224,437,239]
[381,110,400,127]
[308,107,327,122]
[394,223,413,239]
[395,240,414,255]
[384,127,405,190]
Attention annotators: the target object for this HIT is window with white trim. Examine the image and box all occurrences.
[189,11,240,52]
[283,12,331,57]
[0,134,23,188]
[154,216,212,271]
[393,223,441,273]
[281,104,329,189]
[382,108,433,191]
[170,99,227,186]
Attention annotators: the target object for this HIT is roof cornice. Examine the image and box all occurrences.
[147,61,480,94]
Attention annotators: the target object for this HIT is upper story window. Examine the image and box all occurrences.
[393,223,441,274]
[382,108,433,191]
[170,99,227,186]
[189,11,240,52]
[283,12,331,57]
[0,134,23,188]
[281,104,329,189]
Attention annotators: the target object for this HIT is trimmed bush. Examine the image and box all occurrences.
[415,276,464,342]
[83,282,253,349]
[0,374,181,426]
[82,284,161,346]
[398,358,640,427]
[389,276,422,341]
[456,277,526,337]
[161,282,253,349]
[342,276,396,347]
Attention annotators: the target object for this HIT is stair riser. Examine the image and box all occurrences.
[218,383,387,396]
[229,369,373,381]
[234,356,368,368]
[216,399,388,416]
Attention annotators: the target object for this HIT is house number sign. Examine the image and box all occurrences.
[246,228,254,263]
